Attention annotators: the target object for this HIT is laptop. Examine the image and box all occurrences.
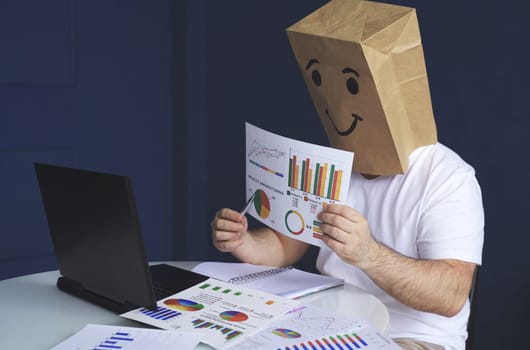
[34,163,208,314]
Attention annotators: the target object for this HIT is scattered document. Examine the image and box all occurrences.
[226,305,401,350]
[49,324,202,350]
[192,261,344,299]
[121,278,300,349]
[245,122,354,247]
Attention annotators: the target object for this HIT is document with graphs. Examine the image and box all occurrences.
[244,122,354,247]
[226,305,401,350]
[121,278,299,349]
[49,324,202,350]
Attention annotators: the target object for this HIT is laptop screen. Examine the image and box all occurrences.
[34,163,157,311]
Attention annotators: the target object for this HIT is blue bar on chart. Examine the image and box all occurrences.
[140,306,182,321]
[110,332,134,341]
[94,340,122,349]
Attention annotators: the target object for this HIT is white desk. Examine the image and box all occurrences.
[0,261,389,349]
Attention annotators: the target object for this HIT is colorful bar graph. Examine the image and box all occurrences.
[275,332,369,350]
[192,319,243,341]
[288,154,344,200]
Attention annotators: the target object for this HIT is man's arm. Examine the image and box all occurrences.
[319,203,475,317]
[358,243,475,317]
[211,208,309,267]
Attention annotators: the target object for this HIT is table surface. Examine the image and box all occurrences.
[0,261,389,349]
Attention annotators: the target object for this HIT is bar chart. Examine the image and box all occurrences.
[277,332,369,350]
[192,319,243,341]
[139,306,182,321]
[288,151,345,201]
[94,330,134,350]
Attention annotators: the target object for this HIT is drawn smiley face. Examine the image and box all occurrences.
[288,33,405,174]
[305,58,364,137]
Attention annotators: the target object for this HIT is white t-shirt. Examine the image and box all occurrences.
[316,143,484,350]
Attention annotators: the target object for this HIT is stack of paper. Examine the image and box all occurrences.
[225,305,401,350]
[192,262,344,299]
[121,278,300,349]
[54,278,400,350]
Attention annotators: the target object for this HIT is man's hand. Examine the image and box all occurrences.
[211,208,248,253]
[211,208,310,267]
[317,203,475,317]
[318,203,378,269]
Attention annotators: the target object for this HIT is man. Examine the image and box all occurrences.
[211,1,484,349]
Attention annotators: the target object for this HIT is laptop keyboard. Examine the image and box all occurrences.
[152,280,176,300]
[149,264,209,301]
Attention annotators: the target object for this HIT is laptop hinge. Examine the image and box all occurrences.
[56,276,156,313]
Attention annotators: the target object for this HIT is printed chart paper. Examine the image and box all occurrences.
[121,278,300,349]
[226,305,401,350]
[245,122,354,247]
[49,324,202,350]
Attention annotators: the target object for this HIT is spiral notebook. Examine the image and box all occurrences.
[191,262,344,299]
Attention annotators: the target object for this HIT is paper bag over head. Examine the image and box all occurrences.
[287,0,437,175]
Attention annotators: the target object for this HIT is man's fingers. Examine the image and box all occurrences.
[218,208,244,222]
[322,203,363,222]
[215,236,243,252]
[320,223,347,243]
[211,207,248,254]
[215,218,245,233]
[214,230,241,242]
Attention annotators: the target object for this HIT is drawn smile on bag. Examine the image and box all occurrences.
[325,109,363,136]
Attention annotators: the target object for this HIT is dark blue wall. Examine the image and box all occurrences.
[1,0,529,348]
[0,0,187,278]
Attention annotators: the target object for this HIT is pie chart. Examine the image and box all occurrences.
[219,310,249,322]
[272,328,301,339]
[163,298,204,312]
[253,189,270,218]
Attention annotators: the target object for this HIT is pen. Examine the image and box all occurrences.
[240,193,256,216]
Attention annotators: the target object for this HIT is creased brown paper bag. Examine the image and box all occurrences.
[287,0,437,175]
